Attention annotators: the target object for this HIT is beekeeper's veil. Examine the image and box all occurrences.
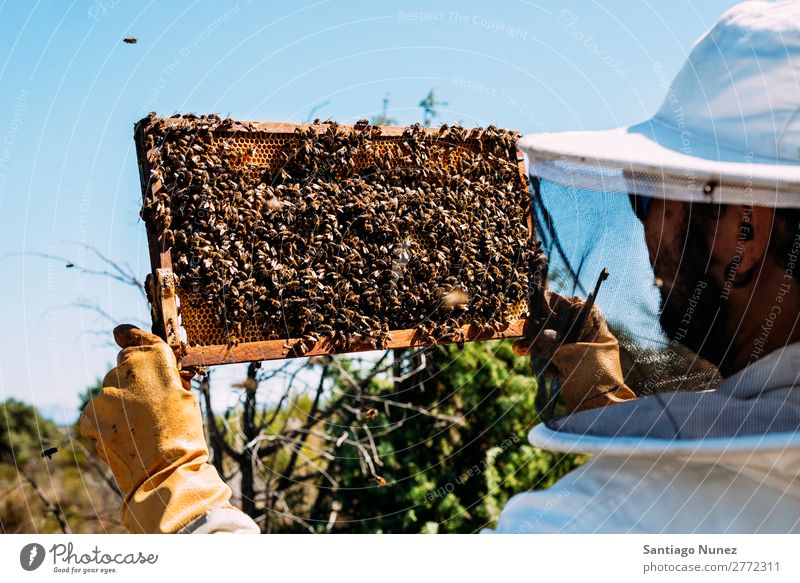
[518,0,800,397]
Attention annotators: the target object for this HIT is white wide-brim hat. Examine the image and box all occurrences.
[517,0,800,209]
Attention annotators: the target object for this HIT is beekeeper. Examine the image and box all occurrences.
[80,0,800,533]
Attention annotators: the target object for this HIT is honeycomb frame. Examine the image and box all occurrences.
[134,116,537,366]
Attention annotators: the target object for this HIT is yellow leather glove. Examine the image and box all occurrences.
[515,293,636,412]
[79,325,236,533]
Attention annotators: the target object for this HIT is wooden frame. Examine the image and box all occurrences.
[134,117,534,367]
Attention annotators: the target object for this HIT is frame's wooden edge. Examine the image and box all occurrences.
[513,149,533,237]
[180,319,534,367]
[156,268,180,345]
[133,119,175,342]
[516,150,529,188]
[135,115,524,140]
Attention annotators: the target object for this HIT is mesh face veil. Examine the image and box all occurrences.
[530,175,723,398]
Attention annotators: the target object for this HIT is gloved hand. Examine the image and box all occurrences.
[515,292,636,412]
[79,325,236,533]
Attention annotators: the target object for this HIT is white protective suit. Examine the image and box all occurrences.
[490,343,800,533]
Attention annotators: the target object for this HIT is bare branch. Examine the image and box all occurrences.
[352,393,465,426]
[361,423,384,467]
[198,376,242,462]
[274,363,329,495]
[20,469,70,534]
[14,245,146,299]
[49,301,115,324]
[271,493,316,533]
[69,438,122,498]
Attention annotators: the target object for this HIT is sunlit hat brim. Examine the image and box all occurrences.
[518,119,800,209]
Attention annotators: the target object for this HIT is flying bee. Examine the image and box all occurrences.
[442,288,470,309]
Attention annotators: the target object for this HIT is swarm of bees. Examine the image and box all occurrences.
[138,113,544,354]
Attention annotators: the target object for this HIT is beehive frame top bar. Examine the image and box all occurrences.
[134,114,541,367]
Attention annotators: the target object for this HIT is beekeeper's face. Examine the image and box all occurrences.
[635,196,775,373]
[638,198,725,366]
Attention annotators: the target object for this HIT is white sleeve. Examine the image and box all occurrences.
[488,453,800,534]
[487,455,669,533]
[180,506,261,534]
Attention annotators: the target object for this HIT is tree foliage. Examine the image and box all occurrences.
[0,399,59,466]
[313,341,583,533]
[0,399,123,533]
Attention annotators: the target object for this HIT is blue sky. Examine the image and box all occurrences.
[0,0,737,422]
